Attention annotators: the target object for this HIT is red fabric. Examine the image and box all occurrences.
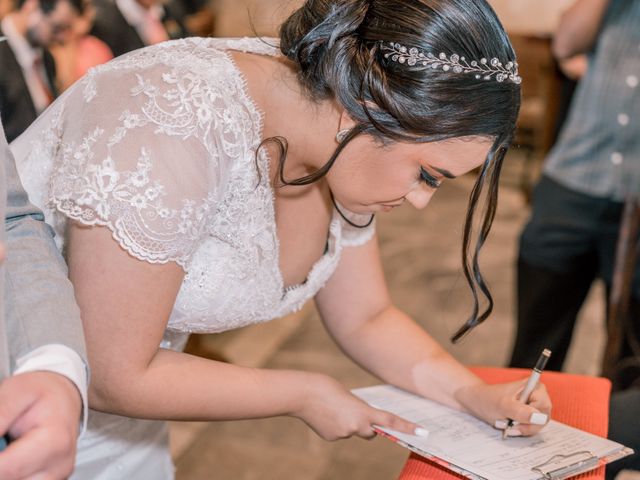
[397,367,611,480]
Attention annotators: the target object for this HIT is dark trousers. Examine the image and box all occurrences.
[606,388,640,479]
[509,176,640,389]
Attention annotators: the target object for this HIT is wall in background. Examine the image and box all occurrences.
[488,0,574,36]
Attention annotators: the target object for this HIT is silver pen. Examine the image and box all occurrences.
[502,348,551,439]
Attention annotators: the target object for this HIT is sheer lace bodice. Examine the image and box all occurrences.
[12,37,376,334]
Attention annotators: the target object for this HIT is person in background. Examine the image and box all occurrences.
[50,0,113,91]
[0,0,82,142]
[509,0,640,383]
[90,0,190,57]
[0,117,88,479]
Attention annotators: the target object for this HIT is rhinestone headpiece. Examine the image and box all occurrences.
[380,42,522,85]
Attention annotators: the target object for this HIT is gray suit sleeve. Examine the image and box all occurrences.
[0,129,7,380]
[2,125,88,373]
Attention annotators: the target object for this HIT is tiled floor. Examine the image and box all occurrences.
[170,156,635,479]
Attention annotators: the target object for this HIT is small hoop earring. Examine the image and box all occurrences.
[335,129,350,143]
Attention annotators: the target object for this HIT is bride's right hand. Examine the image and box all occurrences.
[291,374,422,441]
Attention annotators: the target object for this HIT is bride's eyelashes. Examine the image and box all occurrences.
[419,167,442,189]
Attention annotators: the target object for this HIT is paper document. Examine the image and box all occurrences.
[353,385,633,480]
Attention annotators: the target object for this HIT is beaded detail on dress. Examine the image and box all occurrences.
[12,37,376,334]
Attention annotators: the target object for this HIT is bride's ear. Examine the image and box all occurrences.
[337,110,358,133]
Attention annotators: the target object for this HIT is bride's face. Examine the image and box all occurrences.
[325,135,494,215]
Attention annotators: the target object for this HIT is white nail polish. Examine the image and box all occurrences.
[494,419,508,430]
[529,412,548,425]
[507,428,523,437]
[414,427,429,438]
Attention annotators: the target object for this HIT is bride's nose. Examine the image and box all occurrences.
[405,183,435,210]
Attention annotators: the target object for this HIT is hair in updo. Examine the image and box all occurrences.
[277,0,521,342]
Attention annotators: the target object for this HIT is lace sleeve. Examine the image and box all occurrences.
[15,56,224,268]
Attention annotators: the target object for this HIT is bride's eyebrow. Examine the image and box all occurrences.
[429,165,456,179]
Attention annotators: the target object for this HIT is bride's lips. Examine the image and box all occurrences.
[380,203,403,212]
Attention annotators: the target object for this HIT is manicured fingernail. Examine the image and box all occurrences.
[529,412,548,425]
[506,428,523,437]
[494,419,508,430]
[414,427,429,438]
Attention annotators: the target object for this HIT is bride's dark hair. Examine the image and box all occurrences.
[275,0,521,342]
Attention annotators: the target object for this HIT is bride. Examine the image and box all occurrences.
[11,0,550,477]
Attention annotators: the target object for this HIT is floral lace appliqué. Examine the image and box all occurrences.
[13,37,375,335]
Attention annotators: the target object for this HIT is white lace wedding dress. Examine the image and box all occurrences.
[10,37,375,478]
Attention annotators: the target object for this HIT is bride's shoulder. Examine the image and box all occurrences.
[85,37,279,79]
[74,37,279,105]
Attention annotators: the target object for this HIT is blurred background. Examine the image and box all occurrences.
[1,0,637,478]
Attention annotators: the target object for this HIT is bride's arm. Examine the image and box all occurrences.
[315,236,552,436]
[66,222,418,439]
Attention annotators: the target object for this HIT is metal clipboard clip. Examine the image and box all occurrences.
[531,450,599,479]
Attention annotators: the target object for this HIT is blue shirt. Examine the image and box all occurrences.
[543,0,640,200]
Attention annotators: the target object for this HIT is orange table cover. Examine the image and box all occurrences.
[397,366,611,480]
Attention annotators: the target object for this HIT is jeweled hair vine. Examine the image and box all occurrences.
[380,42,522,84]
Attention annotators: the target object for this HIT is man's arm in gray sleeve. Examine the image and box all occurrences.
[3,132,88,372]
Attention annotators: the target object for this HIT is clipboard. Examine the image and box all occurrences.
[370,426,491,480]
[530,449,634,479]
[353,385,634,480]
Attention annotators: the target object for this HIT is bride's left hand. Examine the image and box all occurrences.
[454,379,552,437]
